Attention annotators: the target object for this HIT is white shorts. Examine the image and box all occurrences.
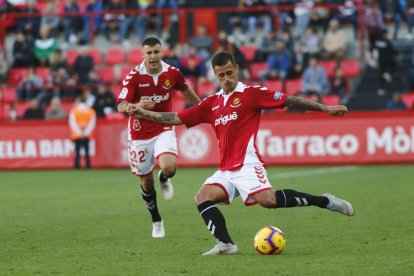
[203,164,272,206]
[128,130,178,176]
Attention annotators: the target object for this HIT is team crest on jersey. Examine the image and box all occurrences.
[230,98,241,108]
[163,79,172,89]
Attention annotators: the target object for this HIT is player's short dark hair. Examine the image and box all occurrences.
[211,51,236,68]
[142,37,162,47]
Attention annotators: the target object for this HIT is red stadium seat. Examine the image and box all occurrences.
[7,68,29,85]
[250,62,267,80]
[285,79,302,95]
[323,95,340,106]
[106,112,125,120]
[341,59,361,78]
[127,49,144,65]
[401,92,414,109]
[319,60,336,78]
[35,67,51,83]
[0,87,17,103]
[88,49,102,64]
[65,49,79,66]
[97,67,115,83]
[120,66,135,79]
[263,80,283,92]
[105,48,125,65]
[197,81,217,97]
[239,45,257,62]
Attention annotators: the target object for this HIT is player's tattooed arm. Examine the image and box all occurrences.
[129,104,183,125]
[117,101,129,113]
[284,96,348,117]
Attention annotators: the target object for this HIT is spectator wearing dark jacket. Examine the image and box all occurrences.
[73,47,94,84]
[259,41,292,84]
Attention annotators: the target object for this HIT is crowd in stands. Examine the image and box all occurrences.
[1,0,414,122]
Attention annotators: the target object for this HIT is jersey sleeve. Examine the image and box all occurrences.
[251,86,287,110]
[178,97,211,128]
[172,68,188,91]
[116,68,138,104]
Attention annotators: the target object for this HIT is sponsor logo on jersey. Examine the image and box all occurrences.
[140,93,170,103]
[214,112,238,126]
[119,87,128,99]
[274,91,283,100]
[163,79,172,89]
[139,83,150,87]
[230,98,241,108]
[211,105,220,111]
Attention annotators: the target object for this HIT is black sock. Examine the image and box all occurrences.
[141,186,161,222]
[275,189,329,208]
[159,170,175,182]
[197,201,234,244]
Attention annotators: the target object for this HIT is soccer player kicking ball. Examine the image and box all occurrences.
[117,37,200,238]
[129,51,354,255]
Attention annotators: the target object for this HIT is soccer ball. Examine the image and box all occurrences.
[254,226,286,255]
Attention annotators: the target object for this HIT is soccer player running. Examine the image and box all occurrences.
[117,37,200,238]
[129,51,354,255]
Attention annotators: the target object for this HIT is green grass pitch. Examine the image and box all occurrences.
[1,165,414,275]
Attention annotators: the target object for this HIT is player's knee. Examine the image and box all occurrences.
[161,166,176,178]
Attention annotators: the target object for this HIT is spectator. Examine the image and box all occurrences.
[365,0,384,53]
[255,29,278,62]
[259,41,292,84]
[293,0,313,39]
[92,85,117,117]
[301,27,321,55]
[408,0,414,39]
[373,29,397,95]
[322,19,347,62]
[228,21,249,50]
[34,25,59,66]
[103,0,126,43]
[12,32,36,67]
[49,50,68,73]
[407,50,414,90]
[191,24,214,60]
[8,102,18,122]
[41,1,60,33]
[16,0,41,38]
[23,98,44,120]
[162,44,182,69]
[81,0,103,45]
[45,97,68,120]
[276,0,295,32]
[81,88,96,107]
[73,47,94,84]
[336,0,358,38]
[302,56,329,96]
[386,93,408,110]
[0,47,8,82]
[69,96,96,169]
[62,0,82,48]
[16,67,44,101]
[86,70,103,94]
[238,0,272,40]
[291,42,309,78]
[392,0,408,40]
[48,67,70,99]
[310,0,331,31]
[119,0,143,47]
[180,46,205,78]
[330,67,347,100]
[216,30,249,80]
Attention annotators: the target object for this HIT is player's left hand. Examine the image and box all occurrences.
[326,105,348,117]
[127,100,154,115]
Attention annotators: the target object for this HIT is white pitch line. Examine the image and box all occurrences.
[271,166,358,179]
